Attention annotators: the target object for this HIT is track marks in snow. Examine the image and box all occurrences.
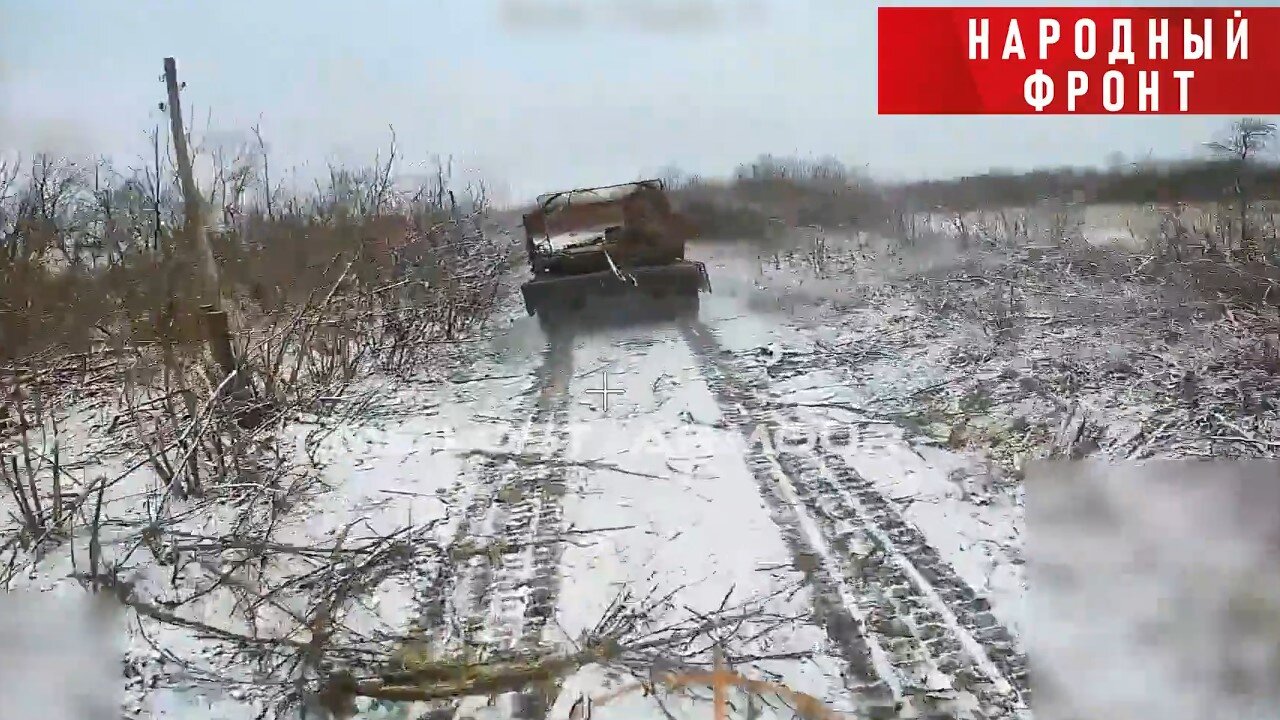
[417,313,1027,720]
[428,339,575,720]
[679,322,901,717]
[680,321,1030,719]
[550,325,852,717]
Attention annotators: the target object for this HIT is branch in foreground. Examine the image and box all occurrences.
[314,583,811,719]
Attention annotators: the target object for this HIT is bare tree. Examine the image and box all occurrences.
[251,123,275,219]
[1205,117,1277,261]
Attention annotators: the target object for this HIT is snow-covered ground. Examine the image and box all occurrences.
[3,236,1032,720]
[20,215,1276,720]
[689,226,1280,720]
[353,274,1030,719]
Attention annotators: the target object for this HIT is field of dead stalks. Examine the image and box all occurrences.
[689,192,1280,719]
[719,198,1280,466]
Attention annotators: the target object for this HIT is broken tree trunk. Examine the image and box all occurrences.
[201,301,265,428]
[164,58,262,426]
[200,304,236,381]
[163,57,223,306]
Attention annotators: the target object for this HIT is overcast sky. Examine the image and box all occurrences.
[0,0,1262,203]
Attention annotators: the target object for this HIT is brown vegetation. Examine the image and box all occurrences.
[665,154,887,241]
[665,119,1280,318]
[0,63,512,717]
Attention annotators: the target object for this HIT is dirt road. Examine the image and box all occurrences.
[345,243,1033,720]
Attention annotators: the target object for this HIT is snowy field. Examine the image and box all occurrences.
[6,215,1278,720]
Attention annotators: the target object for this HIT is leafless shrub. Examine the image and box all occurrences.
[1205,117,1277,262]
[664,155,889,243]
[982,279,1022,344]
[0,107,510,717]
[1,131,504,378]
[0,390,68,550]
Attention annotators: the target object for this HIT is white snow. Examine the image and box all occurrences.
[696,246,1027,636]
[3,240,1034,720]
[548,325,850,716]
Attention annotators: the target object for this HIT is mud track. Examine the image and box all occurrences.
[679,320,1031,720]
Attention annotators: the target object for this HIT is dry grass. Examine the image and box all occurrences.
[0,117,515,716]
[663,135,1280,317]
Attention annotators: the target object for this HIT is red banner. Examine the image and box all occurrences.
[878,6,1280,115]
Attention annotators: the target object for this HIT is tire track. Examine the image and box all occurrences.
[803,434,1031,701]
[452,337,573,720]
[680,320,1030,719]
[678,322,901,719]
[400,423,515,720]
[394,338,573,720]
[774,439,1029,718]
